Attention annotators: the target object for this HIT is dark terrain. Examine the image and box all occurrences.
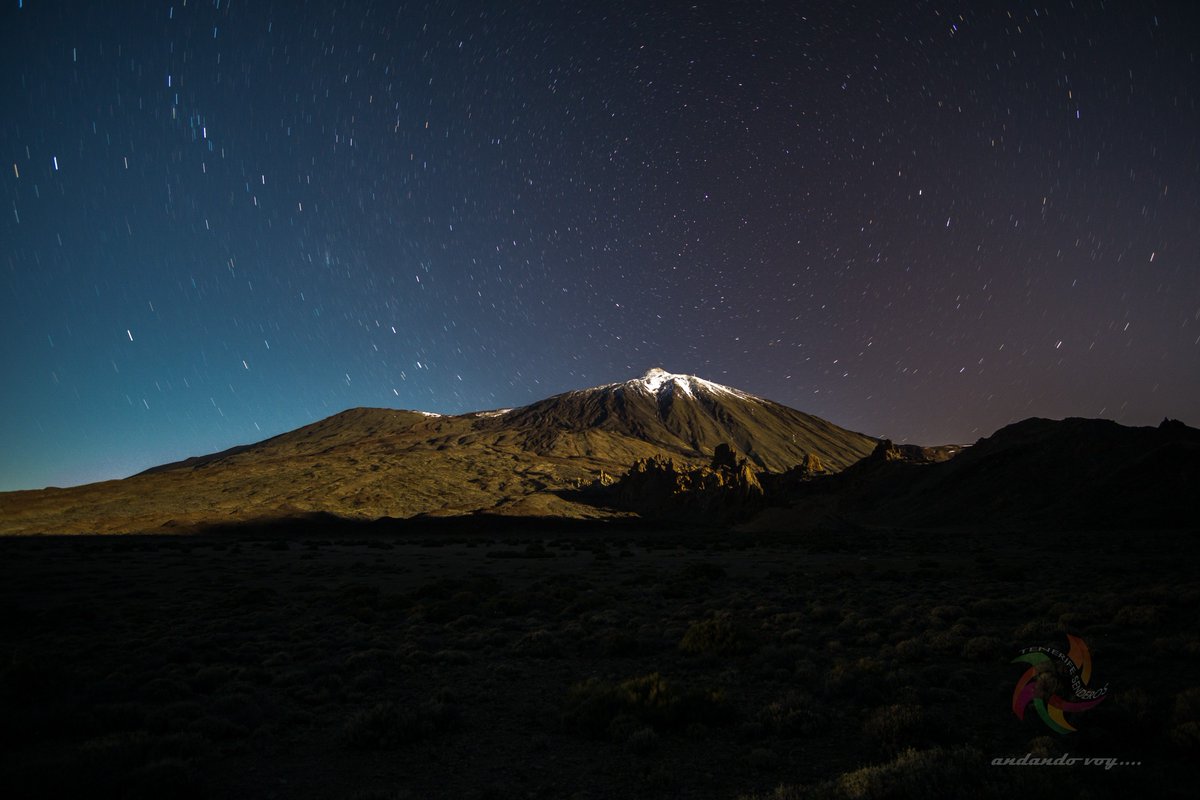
[2,521,1197,799]
[3,373,1197,797]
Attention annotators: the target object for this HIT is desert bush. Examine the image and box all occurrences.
[511,629,563,658]
[680,613,757,656]
[961,635,1003,661]
[1173,687,1200,724]
[806,602,840,623]
[77,730,158,775]
[562,672,733,738]
[124,757,203,800]
[627,726,660,755]
[1114,604,1164,627]
[893,637,923,662]
[835,746,1008,798]
[1169,721,1200,754]
[665,561,728,597]
[924,630,960,654]
[94,702,149,732]
[191,714,249,742]
[341,693,458,750]
[331,583,383,621]
[746,747,779,771]
[824,657,884,699]
[1012,619,1057,639]
[343,648,395,671]
[1025,735,1061,758]
[429,650,471,666]
[228,586,278,607]
[1097,687,1161,753]
[759,690,831,737]
[592,628,641,657]
[680,562,727,582]
[137,678,195,708]
[145,700,204,733]
[190,665,241,693]
[1113,687,1157,731]
[737,746,1034,800]
[967,598,1009,617]
[78,730,211,777]
[0,649,71,706]
[862,704,929,754]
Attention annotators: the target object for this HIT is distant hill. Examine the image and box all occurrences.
[0,369,876,534]
[742,417,1200,532]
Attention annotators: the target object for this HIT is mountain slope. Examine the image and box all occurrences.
[486,368,875,472]
[742,417,1200,532]
[0,369,876,534]
[887,416,1200,529]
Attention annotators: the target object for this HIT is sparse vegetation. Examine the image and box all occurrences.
[562,672,733,738]
[862,703,929,754]
[341,694,459,750]
[1,528,1195,797]
[679,612,757,655]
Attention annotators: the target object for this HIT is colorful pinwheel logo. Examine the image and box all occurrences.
[1012,634,1108,734]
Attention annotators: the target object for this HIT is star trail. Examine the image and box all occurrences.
[2,1,1198,490]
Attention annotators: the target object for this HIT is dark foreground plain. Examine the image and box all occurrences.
[2,522,1197,799]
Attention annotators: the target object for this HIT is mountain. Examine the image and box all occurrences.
[742,416,1200,532]
[0,369,878,534]
[480,368,874,473]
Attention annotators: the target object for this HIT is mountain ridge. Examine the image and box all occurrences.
[739,415,1199,532]
[0,369,877,534]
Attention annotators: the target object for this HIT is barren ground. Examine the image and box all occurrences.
[2,524,1196,798]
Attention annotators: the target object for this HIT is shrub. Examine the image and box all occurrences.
[627,726,660,755]
[342,694,458,750]
[1169,721,1200,754]
[145,701,204,734]
[737,746,1043,799]
[1173,687,1200,724]
[593,628,640,657]
[893,638,923,662]
[862,704,929,754]
[679,562,727,582]
[834,747,994,799]
[961,635,1003,661]
[125,757,203,800]
[746,747,779,771]
[1114,604,1164,627]
[824,657,885,699]
[562,672,733,738]
[680,614,756,656]
[511,629,563,659]
[759,691,830,737]
[190,665,241,693]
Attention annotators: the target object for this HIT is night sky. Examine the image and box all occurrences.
[2,1,1198,491]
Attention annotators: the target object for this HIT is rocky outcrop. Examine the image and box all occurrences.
[590,443,766,522]
[860,439,957,465]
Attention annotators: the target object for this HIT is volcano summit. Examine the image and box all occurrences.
[0,370,877,534]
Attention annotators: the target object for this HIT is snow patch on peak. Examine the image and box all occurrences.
[474,408,513,418]
[418,411,443,418]
[640,367,673,392]
[629,368,757,401]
